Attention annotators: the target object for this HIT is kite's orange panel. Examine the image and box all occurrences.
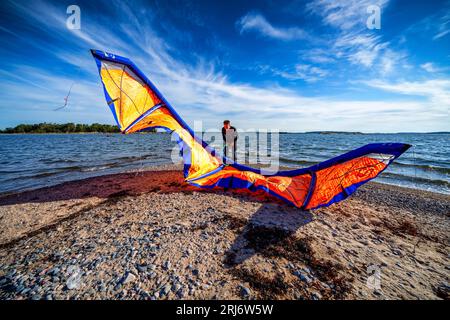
[305,156,387,209]
[192,166,311,207]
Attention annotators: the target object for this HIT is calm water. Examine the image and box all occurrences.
[0,133,448,195]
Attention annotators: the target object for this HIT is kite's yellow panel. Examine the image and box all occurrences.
[99,61,162,131]
[128,106,221,180]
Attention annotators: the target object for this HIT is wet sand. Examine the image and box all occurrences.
[0,165,448,300]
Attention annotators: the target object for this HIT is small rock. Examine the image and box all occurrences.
[176,289,185,299]
[140,290,150,299]
[48,267,60,276]
[311,292,322,300]
[160,283,171,296]
[239,285,251,297]
[51,252,63,262]
[435,283,449,300]
[122,272,136,284]
[136,264,147,273]
[66,267,82,290]
[172,283,182,293]
[163,261,171,270]
[293,270,313,284]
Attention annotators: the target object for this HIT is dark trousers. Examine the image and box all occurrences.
[223,143,236,164]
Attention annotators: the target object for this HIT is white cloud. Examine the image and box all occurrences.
[299,48,335,64]
[432,11,450,40]
[420,62,445,73]
[433,29,450,40]
[255,63,329,83]
[287,64,329,82]
[237,12,311,41]
[363,79,450,109]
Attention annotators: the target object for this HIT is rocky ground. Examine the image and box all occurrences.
[0,166,449,300]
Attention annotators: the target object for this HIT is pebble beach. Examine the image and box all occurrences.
[0,165,448,300]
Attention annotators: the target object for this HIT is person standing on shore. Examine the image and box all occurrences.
[222,120,238,164]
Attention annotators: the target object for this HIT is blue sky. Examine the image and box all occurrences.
[0,0,449,132]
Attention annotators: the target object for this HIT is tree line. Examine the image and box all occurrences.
[0,123,127,133]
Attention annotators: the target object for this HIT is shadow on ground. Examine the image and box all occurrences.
[223,205,313,266]
[0,169,296,207]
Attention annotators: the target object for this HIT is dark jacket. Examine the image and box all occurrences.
[222,126,237,142]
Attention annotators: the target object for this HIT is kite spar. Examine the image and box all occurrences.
[91,49,410,210]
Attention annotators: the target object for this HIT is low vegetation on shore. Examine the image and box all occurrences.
[0,123,123,134]
[0,123,155,134]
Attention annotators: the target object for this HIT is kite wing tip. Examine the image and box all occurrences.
[90,49,100,57]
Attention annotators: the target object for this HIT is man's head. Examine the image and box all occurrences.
[223,120,231,129]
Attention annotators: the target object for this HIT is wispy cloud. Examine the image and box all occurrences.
[237,12,311,41]
[431,11,449,40]
[403,5,450,42]
[306,0,389,31]
[363,79,450,110]
[275,64,329,82]
[298,48,335,64]
[305,0,409,75]
[420,62,439,73]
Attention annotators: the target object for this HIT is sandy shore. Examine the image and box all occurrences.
[0,164,448,300]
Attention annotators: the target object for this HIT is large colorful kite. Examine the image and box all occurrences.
[91,50,410,210]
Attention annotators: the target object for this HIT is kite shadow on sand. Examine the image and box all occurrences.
[222,201,314,268]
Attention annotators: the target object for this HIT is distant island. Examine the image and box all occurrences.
[304,131,364,135]
[0,123,155,134]
[279,131,365,135]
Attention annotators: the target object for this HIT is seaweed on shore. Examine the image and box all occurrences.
[229,267,289,299]
[224,224,353,299]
